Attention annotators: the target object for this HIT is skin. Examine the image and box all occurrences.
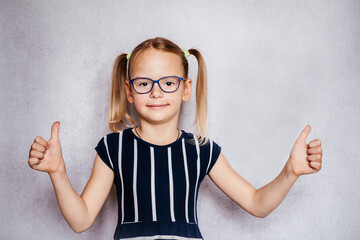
[27,48,323,234]
[125,48,192,145]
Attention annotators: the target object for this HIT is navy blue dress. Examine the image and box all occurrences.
[95,127,222,240]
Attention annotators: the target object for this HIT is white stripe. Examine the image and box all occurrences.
[205,140,213,175]
[167,147,175,222]
[150,146,157,221]
[182,138,190,223]
[133,139,138,222]
[103,135,114,169]
[193,136,200,224]
[118,131,124,223]
[121,221,143,224]
[121,235,202,240]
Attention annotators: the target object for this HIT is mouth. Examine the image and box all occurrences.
[147,104,169,110]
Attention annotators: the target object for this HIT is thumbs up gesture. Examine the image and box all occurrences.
[286,124,323,177]
[28,121,66,174]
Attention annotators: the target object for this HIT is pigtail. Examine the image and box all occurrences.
[108,53,136,132]
[188,48,209,146]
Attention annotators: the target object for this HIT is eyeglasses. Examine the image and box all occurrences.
[129,76,185,94]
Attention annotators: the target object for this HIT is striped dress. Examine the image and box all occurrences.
[95,127,222,240]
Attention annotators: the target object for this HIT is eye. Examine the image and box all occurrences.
[134,78,152,88]
[161,77,178,87]
[165,81,175,86]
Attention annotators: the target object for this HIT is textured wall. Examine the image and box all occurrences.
[1,0,359,239]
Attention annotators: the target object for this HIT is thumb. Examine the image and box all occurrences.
[50,121,60,141]
[296,124,311,143]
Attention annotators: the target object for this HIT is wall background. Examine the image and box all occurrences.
[1,0,359,239]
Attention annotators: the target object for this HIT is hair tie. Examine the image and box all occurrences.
[183,49,190,58]
[126,53,131,60]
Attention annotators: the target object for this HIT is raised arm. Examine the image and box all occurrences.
[49,154,114,233]
[208,125,322,218]
[28,121,114,233]
[208,152,260,217]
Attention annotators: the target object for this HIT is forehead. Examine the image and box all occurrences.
[130,48,184,78]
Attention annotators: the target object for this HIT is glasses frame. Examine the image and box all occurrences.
[129,76,185,94]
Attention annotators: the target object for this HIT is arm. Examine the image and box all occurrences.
[49,154,114,233]
[209,125,322,218]
[28,122,115,233]
[209,153,298,218]
[208,152,259,217]
[252,160,298,217]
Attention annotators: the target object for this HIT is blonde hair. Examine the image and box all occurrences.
[108,37,209,145]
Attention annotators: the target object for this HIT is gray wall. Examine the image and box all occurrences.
[1,0,359,239]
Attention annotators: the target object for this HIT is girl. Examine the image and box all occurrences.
[28,37,323,240]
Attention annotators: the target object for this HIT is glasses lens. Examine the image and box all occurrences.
[159,77,179,92]
[133,78,153,93]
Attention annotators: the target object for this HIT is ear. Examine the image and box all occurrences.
[125,80,134,103]
[182,78,192,101]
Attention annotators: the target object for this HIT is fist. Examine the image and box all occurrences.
[28,121,65,174]
[287,124,323,177]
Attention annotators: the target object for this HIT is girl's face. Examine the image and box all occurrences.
[125,48,192,125]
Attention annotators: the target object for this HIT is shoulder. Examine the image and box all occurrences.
[181,129,221,149]
[101,128,130,138]
[181,130,222,175]
[96,128,131,145]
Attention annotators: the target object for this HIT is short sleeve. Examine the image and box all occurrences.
[206,139,222,175]
[95,135,114,171]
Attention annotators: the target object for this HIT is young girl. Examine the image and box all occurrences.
[28,37,323,240]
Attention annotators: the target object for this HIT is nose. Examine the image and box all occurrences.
[150,82,164,98]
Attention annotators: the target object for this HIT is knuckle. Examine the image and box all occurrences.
[28,158,36,167]
[30,150,38,157]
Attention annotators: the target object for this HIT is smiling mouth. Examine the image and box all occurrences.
[147,104,169,109]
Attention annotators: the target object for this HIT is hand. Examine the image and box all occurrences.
[28,121,66,174]
[286,124,323,177]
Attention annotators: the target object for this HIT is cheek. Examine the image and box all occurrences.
[132,96,146,107]
[170,94,184,106]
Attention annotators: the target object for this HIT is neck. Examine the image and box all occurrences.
[134,120,181,145]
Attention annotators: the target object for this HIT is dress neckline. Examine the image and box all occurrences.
[127,127,186,148]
